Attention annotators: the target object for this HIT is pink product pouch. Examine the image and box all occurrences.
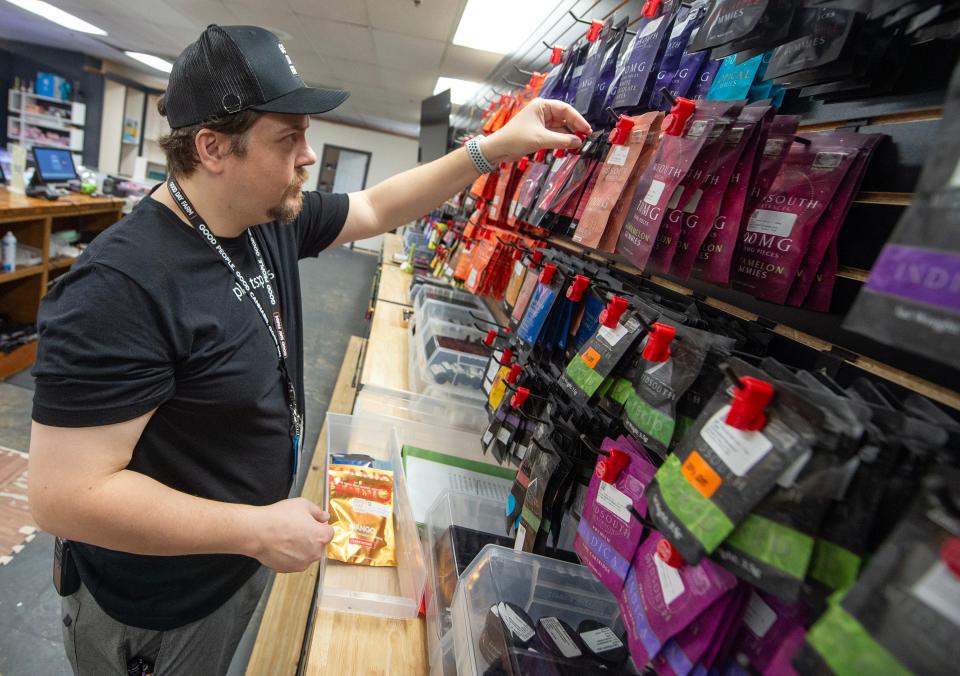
[786,133,883,306]
[735,591,808,676]
[649,103,746,273]
[803,240,837,312]
[514,161,550,215]
[574,438,658,595]
[652,591,737,676]
[671,105,774,278]
[616,101,741,271]
[693,114,799,285]
[619,532,738,668]
[732,134,859,303]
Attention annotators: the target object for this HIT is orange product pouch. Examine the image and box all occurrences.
[327,465,396,567]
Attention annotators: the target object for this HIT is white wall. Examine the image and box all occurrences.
[304,118,419,250]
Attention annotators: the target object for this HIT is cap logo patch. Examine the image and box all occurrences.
[277,42,298,76]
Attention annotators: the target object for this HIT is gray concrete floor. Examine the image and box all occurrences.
[0,245,378,676]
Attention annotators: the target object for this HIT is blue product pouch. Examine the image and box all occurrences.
[706,52,767,100]
[690,59,722,100]
[613,3,678,110]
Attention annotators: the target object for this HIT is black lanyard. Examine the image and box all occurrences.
[166,176,303,476]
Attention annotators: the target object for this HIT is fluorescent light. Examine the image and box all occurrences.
[125,52,174,74]
[4,0,107,35]
[453,0,554,54]
[434,77,482,105]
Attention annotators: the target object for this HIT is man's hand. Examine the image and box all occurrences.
[479,98,593,165]
[249,497,335,573]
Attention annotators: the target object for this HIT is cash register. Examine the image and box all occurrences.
[27,147,80,200]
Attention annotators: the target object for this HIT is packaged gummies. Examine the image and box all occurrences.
[613,1,679,110]
[732,132,859,304]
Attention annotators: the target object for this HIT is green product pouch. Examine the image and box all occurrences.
[646,358,821,565]
[558,308,648,403]
[622,322,735,459]
[793,469,960,676]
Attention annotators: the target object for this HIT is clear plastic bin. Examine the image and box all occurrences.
[412,316,489,397]
[424,491,513,676]
[410,283,488,313]
[416,297,494,330]
[451,546,635,676]
[354,384,488,434]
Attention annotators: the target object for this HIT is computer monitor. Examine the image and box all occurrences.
[32,147,79,184]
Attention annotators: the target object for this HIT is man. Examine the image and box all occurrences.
[26,24,590,676]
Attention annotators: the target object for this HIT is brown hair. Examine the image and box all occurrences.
[156,96,260,178]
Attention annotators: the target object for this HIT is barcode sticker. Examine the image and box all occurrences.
[654,552,685,606]
[597,481,632,523]
[701,405,773,476]
[581,626,623,654]
[499,603,536,643]
[608,145,630,166]
[540,617,582,658]
[744,591,777,638]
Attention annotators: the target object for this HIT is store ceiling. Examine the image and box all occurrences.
[0,0,509,138]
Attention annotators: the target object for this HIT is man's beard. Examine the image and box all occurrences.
[268,168,308,223]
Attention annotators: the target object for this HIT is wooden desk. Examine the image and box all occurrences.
[0,188,124,378]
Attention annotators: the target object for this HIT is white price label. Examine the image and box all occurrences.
[744,591,777,638]
[683,188,703,214]
[599,322,629,346]
[467,268,479,287]
[667,185,686,210]
[581,627,623,654]
[514,523,527,551]
[643,179,667,206]
[654,552,686,606]
[597,481,633,523]
[607,145,630,166]
[497,426,513,444]
[700,405,773,476]
[540,617,582,658]
[913,561,960,627]
[640,15,665,37]
[746,209,798,237]
[499,602,536,643]
[351,498,390,518]
[482,429,494,446]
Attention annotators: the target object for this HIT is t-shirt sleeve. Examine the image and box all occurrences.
[294,190,350,259]
[32,263,177,428]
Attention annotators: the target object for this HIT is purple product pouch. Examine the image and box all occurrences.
[619,532,738,668]
[735,591,808,676]
[690,59,722,100]
[650,102,746,273]
[574,437,656,595]
[617,100,739,271]
[613,5,678,110]
[732,133,859,303]
[514,161,550,219]
[698,585,750,671]
[574,18,614,115]
[673,106,773,278]
[786,133,882,306]
[650,5,705,109]
[653,591,736,676]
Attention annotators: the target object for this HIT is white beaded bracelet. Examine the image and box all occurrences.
[466,137,495,174]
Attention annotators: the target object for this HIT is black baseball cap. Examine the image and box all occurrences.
[162,24,350,129]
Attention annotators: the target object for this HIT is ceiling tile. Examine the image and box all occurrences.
[440,45,503,82]
[162,0,235,28]
[372,30,445,72]
[220,0,304,40]
[299,18,378,65]
[287,0,368,25]
[322,56,384,89]
[377,68,437,100]
[366,0,465,42]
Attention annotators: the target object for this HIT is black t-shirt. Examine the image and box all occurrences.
[32,189,349,630]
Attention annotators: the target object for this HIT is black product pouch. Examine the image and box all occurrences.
[613,1,679,110]
[691,0,797,59]
[505,412,554,533]
[843,191,960,370]
[646,358,822,564]
[765,4,866,83]
[516,432,562,553]
[795,470,960,676]
[671,350,728,452]
[623,322,736,460]
[559,308,648,404]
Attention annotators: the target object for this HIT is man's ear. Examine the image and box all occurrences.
[194,129,231,175]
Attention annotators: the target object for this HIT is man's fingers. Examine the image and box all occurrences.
[306,501,329,522]
[539,99,592,135]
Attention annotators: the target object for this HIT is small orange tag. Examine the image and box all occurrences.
[581,347,602,369]
[682,450,721,498]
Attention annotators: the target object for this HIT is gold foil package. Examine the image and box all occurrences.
[327,465,397,567]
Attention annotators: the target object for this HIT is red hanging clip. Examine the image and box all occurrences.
[599,296,629,328]
[550,45,565,65]
[539,262,556,285]
[725,376,774,431]
[662,95,696,136]
[642,322,676,363]
[586,19,604,42]
[531,250,545,266]
[555,148,567,158]
[511,387,530,409]
[484,330,498,347]
[534,149,548,162]
[657,538,686,569]
[642,0,663,19]
[506,363,523,384]
[942,537,960,577]
[570,131,589,155]
[566,274,591,302]
[595,448,630,483]
[499,347,514,366]
[608,115,636,145]
[517,156,530,172]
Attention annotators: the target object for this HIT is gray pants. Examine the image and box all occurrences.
[62,567,270,675]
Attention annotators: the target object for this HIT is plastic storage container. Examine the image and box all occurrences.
[411,284,490,316]
[451,546,636,675]
[353,384,487,434]
[321,412,455,618]
[411,316,489,401]
[417,297,494,330]
[424,491,513,676]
